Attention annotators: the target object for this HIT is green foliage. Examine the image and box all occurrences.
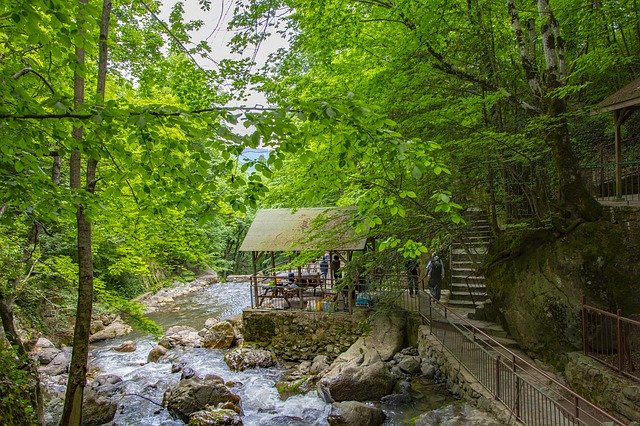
[0,345,37,426]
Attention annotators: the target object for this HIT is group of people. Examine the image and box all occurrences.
[316,251,444,301]
[319,253,341,281]
[406,252,444,300]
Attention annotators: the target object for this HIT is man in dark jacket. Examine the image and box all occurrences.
[427,253,444,301]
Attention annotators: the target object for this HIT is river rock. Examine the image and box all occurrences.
[113,340,137,352]
[318,360,394,402]
[159,325,202,349]
[202,321,236,349]
[82,374,122,426]
[327,401,386,426]
[39,350,70,376]
[163,377,241,423]
[397,356,421,375]
[32,337,61,365]
[89,317,132,342]
[310,355,330,375]
[188,407,243,425]
[415,403,502,425]
[224,348,277,371]
[148,344,168,362]
[90,319,105,335]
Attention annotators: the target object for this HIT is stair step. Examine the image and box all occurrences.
[450,283,486,290]
[446,298,486,309]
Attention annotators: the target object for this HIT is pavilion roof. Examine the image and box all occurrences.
[239,207,367,252]
[598,78,640,113]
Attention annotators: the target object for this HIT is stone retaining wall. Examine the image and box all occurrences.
[564,352,640,423]
[416,325,516,424]
[242,309,370,361]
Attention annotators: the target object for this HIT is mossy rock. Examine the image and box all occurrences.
[275,375,311,399]
[485,220,640,365]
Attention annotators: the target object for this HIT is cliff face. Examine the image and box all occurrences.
[484,206,640,364]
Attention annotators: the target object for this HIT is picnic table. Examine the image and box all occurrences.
[257,284,300,307]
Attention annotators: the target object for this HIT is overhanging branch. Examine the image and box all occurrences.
[0,105,286,121]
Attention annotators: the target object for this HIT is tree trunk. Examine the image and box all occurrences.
[60,0,111,423]
[1,290,45,425]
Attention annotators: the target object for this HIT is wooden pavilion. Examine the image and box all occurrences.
[598,78,640,199]
[239,207,371,312]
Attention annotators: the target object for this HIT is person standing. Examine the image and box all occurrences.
[427,252,444,301]
[319,255,329,281]
[330,254,341,281]
[405,259,419,296]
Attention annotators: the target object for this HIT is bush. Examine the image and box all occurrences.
[0,344,37,426]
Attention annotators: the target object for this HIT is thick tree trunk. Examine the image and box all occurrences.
[545,97,602,222]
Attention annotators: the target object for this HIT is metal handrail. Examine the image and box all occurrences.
[581,297,640,381]
[421,295,625,425]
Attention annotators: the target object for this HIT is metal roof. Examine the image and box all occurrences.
[239,207,367,252]
[598,78,640,113]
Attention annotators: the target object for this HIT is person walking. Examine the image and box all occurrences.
[405,259,419,296]
[426,252,444,301]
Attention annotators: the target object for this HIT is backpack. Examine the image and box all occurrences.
[430,258,443,279]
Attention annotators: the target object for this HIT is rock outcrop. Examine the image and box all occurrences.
[317,312,406,402]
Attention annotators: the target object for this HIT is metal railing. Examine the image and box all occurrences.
[582,298,640,382]
[420,296,625,425]
[581,161,640,202]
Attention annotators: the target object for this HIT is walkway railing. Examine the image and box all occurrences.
[580,161,640,202]
[420,296,625,425]
[581,298,640,382]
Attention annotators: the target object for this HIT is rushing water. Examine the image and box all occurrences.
[86,282,460,425]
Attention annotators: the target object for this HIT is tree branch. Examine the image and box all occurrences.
[0,105,285,120]
[12,66,56,94]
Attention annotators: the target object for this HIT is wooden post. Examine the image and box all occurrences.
[251,251,258,308]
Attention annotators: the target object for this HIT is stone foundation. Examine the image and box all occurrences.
[242,309,370,361]
[416,325,516,424]
[564,352,640,423]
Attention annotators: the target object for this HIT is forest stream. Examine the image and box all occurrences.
[44,281,496,425]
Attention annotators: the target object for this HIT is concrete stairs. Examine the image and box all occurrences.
[447,210,492,310]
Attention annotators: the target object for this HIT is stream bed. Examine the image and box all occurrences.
[63,282,489,425]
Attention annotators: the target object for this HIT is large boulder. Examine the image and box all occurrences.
[159,326,202,349]
[202,321,236,349]
[327,401,386,426]
[89,317,132,342]
[316,312,405,402]
[82,374,122,426]
[163,376,241,423]
[318,361,394,402]
[39,350,70,376]
[31,337,61,365]
[485,219,640,360]
[224,348,277,371]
